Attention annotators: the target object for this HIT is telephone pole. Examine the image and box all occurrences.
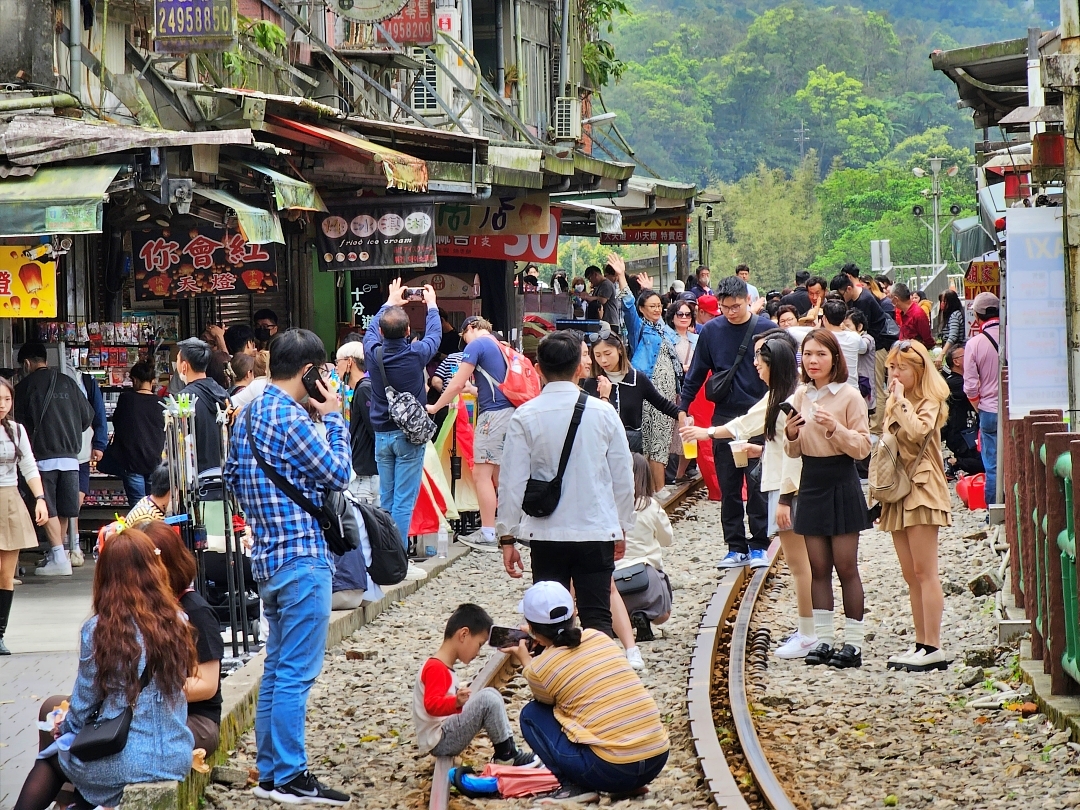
[794,121,810,160]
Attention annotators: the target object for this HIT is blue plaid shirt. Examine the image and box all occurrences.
[225,383,352,582]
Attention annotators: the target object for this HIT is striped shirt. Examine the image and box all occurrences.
[523,629,669,764]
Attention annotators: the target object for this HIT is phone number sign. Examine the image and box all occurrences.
[153,0,237,53]
[376,0,435,45]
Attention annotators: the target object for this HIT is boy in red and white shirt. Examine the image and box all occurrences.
[412,603,539,766]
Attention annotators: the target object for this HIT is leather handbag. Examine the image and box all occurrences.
[70,668,150,762]
[521,392,587,518]
[614,562,650,595]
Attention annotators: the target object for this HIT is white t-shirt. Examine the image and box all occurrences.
[832,329,866,390]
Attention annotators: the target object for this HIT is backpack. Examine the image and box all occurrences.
[376,347,437,445]
[355,500,409,586]
[475,339,541,407]
[868,429,933,504]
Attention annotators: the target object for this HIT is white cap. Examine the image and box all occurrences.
[671,279,685,293]
[517,581,575,625]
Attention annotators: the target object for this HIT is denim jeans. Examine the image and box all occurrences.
[375,430,426,545]
[979,410,998,506]
[519,701,668,794]
[256,556,332,787]
[122,472,150,507]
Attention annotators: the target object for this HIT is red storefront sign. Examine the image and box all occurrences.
[601,214,688,245]
[435,209,559,263]
[376,0,435,44]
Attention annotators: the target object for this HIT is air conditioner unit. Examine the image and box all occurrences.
[553,96,581,140]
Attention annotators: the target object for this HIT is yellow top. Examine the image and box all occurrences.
[523,629,670,764]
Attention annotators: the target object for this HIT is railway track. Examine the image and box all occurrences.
[428,475,705,810]
[688,543,798,810]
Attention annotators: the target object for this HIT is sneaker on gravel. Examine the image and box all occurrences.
[747,549,769,569]
[253,781,275,799]
[775,631,818,659]
[270,770,350,805]
[404,562,428,581]
[625,646,647,672]
[35,553,72,577]
[458,530,500,552]
[538,784,600,804]
[717,551,749,569]
[493,749,542,768]
[895,648,949,673]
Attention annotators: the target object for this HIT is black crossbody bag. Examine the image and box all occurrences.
[706,315,758,404]
[70,667,151,761]
[521,392,587,518]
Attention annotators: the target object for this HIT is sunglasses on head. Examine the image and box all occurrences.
[585,324,615,344]
[894,340,925,362]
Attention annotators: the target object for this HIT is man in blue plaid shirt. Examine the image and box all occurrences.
[225,328,353,806]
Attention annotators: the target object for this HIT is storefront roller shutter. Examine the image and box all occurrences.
[214,288,290,329]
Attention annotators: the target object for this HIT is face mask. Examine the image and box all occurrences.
[574,284,585,292]
[254,325,271,343]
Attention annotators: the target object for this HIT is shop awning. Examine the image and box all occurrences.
[0,164,121,236]
[557,200,623,234]
[951,216,994,266]
[236,161,327,212]
[192,188,284,244]
[258,116,428,192]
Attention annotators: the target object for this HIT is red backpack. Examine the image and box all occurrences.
[476,339,541,407]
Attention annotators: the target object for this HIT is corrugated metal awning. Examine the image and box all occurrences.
[557,200,622,234]
[192,188,285,245]
[235,161,327,212]
[0,164,122,236]
[998,105,1064,124]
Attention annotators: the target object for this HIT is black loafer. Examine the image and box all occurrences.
[804,642,834,666]
[630,611,655,642]
[826,644,862,669]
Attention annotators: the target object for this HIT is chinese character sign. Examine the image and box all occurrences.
[435,210,561,263]
[435,194,550,237]
[131,225,277,301]
[964,261,1000,299]
[0,249,57,318]
[600,214,688,245]
[316,204,437,272]
[376,0,435,44]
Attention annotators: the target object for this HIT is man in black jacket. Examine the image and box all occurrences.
[335,341,379,505]
[15,343,94,577]
[177,338,229,475]
[779,270,813,317]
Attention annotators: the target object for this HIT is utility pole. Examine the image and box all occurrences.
[794,121,810,161]
[930,157,943,268]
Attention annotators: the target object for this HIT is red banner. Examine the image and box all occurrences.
[376,0,435,44]
[435,209,560,263]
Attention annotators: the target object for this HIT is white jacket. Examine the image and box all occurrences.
[721,394,802,496]
[496,381,635,542]
[616,499,672,572]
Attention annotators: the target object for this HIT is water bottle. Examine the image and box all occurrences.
[437,526,449,558]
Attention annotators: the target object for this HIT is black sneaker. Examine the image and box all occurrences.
[630,611,655,642]
[826,644,862,669]
[538,783,600,804]
[493,749,543,768]
[270,771,350,805]
[804,642,834,666]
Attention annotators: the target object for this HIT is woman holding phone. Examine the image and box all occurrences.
[681,330,814,658]
[784,329,871,669]
[880,340,952,672]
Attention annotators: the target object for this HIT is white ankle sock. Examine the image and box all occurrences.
[812,610,834,645]
[481,527,496,541]
[844,618,865,653]
[798,615,815,639]
[53,547,67,563]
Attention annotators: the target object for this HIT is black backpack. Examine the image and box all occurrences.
[355,501,409,586]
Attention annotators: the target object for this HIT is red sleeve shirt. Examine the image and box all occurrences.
[898,305,935,349]
[420,658,460,717]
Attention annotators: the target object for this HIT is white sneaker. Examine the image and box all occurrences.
[655,487,672,501]
[458,529,499,552]
[625,646,646,672]
[35,553,72,577]
[70,547,85,567]
[404,562,428,581]
[775,631,818,659]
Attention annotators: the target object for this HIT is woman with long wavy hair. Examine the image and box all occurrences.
[15,529,197,810]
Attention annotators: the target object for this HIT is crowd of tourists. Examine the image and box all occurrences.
[0,257,1000,807]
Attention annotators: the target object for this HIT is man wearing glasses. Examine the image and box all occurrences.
[677,276,773,569]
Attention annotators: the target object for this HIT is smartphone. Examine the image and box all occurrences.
[778,402,795,416]
[488,625,530,648]
[407,287,425,300]
[302,365,326,402]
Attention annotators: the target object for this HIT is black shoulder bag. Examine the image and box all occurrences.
[706,315,758,404]
[244,408,360,556]
[70,667,151,761]
[521,392,587,518]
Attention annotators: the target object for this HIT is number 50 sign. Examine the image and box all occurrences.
[435,210,560,263]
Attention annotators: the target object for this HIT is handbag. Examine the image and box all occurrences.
[521,392,587,518]
[95,441,126,477]
[625,428,643,454]
[706,316,758,404]
[868,428,934,505]
[375,347,437,446]
[70,667,150,762]
[614,562,649,595]
[244,408,361,556]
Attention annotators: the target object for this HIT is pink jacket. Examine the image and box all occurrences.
[962,320,999,414]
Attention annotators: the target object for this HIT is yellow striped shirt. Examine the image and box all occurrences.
[523,629,670,764]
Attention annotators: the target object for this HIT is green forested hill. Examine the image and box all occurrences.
[589,0,1057,283]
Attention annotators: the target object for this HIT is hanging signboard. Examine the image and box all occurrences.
[153,0,237,53]
[436,194,550,237]
[329,0,408,23]
[1005,207,1067,419]
[964,260,1000,298]
[601,214,688,245]
[0,249,57,317]
[316,204,437,271]
[376,0,436,44]
[131,225,278,301]
[436,210,560,264]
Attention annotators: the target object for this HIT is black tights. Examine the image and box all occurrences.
[803,533,864,621]
[13,755,91,810]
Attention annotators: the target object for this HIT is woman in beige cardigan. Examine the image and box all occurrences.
[880,339,952,673]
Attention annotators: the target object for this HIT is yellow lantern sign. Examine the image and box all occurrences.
[0,248,58,318]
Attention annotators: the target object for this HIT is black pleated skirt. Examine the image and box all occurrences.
[793,455,870,537]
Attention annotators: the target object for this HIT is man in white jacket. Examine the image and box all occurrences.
[497,331,635,638]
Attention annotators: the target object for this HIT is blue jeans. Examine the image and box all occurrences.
[375,430,426,545]
[519,701,668,794]
[122,472,150,507]
[979,410,998,506]
[256,556,332,787]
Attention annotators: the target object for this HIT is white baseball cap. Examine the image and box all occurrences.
[517,581,575,625]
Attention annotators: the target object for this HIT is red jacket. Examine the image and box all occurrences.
[898,303,935,349]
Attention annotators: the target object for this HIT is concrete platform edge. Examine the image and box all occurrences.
[125,544,472,810]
